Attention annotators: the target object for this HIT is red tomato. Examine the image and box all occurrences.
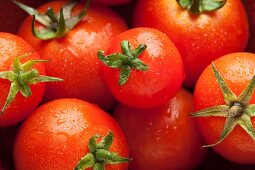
[0,0,48,33]
[14,98,129,170]
[133,0,249,87]
[99,27,184,108]
[243,0,255,52]
[194,52,255,164]
[113,88,206,170]
[18,0,128,110]
[0,32,46,127]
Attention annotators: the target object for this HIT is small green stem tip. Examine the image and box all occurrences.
[176,0,226,14]
[75,131,131,170]
[0,52,63,113]
[97,40,148,85]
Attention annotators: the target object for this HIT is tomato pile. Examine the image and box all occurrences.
[0,0,255,169]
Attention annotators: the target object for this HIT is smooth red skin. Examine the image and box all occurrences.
[243,0,255,52]
[0,32,45,127]
[103,27,184,108]
[133,0,249,87]
[113,89,206,170]
[14,98,129,170]
[18,0,128,110]
[194,53,255,164]
[0,0,48,34]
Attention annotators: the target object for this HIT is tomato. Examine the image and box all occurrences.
[18,0,128,110]
[133,0,249,87]
[193,52,255,164]
[243,0,255,52]
[98,27,184,108]
[0,0,48,33]
[0,32,46,127]
[113,88,206,170]
[14,98,129,170]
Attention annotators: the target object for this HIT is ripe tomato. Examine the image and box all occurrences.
[133,0,249,87]
[113,89,206,170]
[194,52,255,164]
[18,0,128,110]
[0,0,48,33]
[14,98,129,170]
[99,27,184,108]
[243,0,255,52]
[0,32,45,127]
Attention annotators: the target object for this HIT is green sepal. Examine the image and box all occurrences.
[119,66,131,85]
[212,63,237,105]
[246,104,255,117]
[93,162,105,170]
[238,74,255,105]
[75,153,95,170]
[13,0,50,27]
[202,116,238,148]
[88,134,100,153]
[0,52,63,113]
[177,0,226,14]
[97,131,113,150]
[191,105,229,117]
[239,114,255,140]
[14,0,91,40]
[75,131,131,170]
[1,82,19,113]
[97,40,148,85]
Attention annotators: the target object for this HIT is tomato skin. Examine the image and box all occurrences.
[133,0,249,87]
[14,98,129,170]
[0,32,45,127]
[194,53,255,164]
[113,89,206,170]
[102,27,184,108]
[18,0,128,110]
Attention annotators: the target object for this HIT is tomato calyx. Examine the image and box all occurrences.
[97,40,148,85]
[191,63,255,147]
[13,0,91,40]
[176,0,226,14]
[0,52,63,113]
[75,131,131,170]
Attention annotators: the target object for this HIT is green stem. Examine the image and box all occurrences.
[176,0,226,14]
[0,52,63,113]
[97,40,148,85]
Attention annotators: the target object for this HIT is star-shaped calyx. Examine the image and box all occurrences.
[97,40,148,85]
[13,0,91,40]
[176,0,226,14]
[191,63,255,147]
[75,131,131,170]
[0,52,63,113]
